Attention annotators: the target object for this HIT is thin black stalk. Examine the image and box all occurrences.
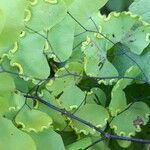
[25,95,150,145]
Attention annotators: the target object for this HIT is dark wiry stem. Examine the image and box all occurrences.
[25,95,150,145]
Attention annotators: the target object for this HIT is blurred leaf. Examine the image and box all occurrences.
[0,116,36,150]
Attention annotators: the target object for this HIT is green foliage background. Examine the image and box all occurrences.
[0,0,150,149]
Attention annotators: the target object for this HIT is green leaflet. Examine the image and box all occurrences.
[60,131,77,146]
[68,0,107,23]
[15,105,53,132]
[110,102,150,137]
[0,0,27,48]
[48,14,75,62]
[14,76,29,93]
[46,76,75,97]
[109,66,140,116]
[26,0,67,31]
[129,0,150,23]
[38,90,67,131]
[1,56,30,94]
[55,61,83,80]
[0,116,36,150]
[67,44,84,63]
[117,140,131,148]
[10,31,50,80]
[109,135,149,150]
[99,12,150,55]
[0,73,23,118]
[66,137,92,150]
[112,43,150,82]
[133,44,150,82]
[9,93,25,111]
[29,129,65,150]
[82,37,118,84]
[86,88,106,107]
[46,62,85,110]
[110,42,134,76]
[4,93,26,121]
[58,84,85,110]
[46,62,83,96]
[90,140,110,150]
[70,14,103,64]
[69,0,107,53]
[66,136,110,150]
[72,104,109,134]
[0,44,13,58]
[0,73,15,92]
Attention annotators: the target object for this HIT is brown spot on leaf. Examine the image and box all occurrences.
[133,116,144,128]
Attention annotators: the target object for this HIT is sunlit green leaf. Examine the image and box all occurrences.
[72,104,109,134]
[109,66,140,116]
[0,116,36,150]
[59,84,85,110]
[38,90,68,131]
[0,0,27,48]
[68,0,108,22]
[10,31,50,79]
[82,37,118,84]
[99,12,150,55]
[0,73,26,120]
[110,102,150,136]
[46,62,83,96]
[15,105,53,132]
[26,0,67,31]
[86,88,106,106]
[48,14,75,62]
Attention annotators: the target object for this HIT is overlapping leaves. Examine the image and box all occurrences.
[0,0,150,149]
